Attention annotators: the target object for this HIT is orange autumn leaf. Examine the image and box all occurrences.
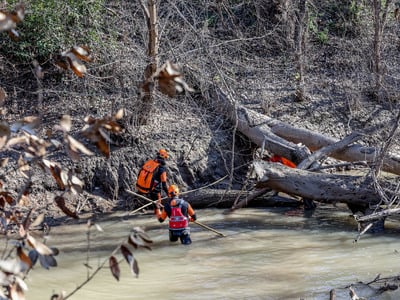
[57,46,92,78]
[17,246,32,270]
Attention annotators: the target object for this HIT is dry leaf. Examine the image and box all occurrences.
[133,227,153,244]
[66,135,94,160]
[0,259,25,275]
[47,162,65,190]
[120,244,133,265]
[70,45,92,62]
[17,155,29,178]
[21,209,32,232]
[114,108,124,120]
[39,254,57,269]
[30,213,45,228]
[9,281,25,300]
[6,136,27,147]
[54,196,78,219]
[42,160,65,190]
[67,170,84,194]
[0,191,13,207]
[26,233,54,256]
[155,60,194,97]
[132,258,139,278]
[109,255,120,281]
[94,223,103,232]
[119,244,139,277]
[18,191,29,207]
[9,4,25,23]
[58,46,92,78]
[17,246,32,270]
[95,136,110,158]
[0,270,12,287]
[128,232,151,250]
[0,4,24,43]
[28,250,38,267]
[50,292,65,300]
[59,115,71,132]
[81,110,124,158]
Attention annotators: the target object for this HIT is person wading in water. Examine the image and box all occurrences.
[154,184,197,245]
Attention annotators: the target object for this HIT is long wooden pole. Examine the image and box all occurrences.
[193,220,225,237]
[126,189,226,237]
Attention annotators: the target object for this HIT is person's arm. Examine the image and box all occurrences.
[187,204,196,222]
[155,205,167,223]
[160,170,168,195]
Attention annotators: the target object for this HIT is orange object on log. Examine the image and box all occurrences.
[269,155,296,168]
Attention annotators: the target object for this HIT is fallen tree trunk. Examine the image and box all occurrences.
[253,160,382,206]
[182,188,300,208]
[213,87,400,175]
[127,189,300,209]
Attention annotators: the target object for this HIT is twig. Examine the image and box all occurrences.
[64,246,120,300]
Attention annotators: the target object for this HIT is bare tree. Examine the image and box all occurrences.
[138,0,159,125]
[294,0,308,102]
[372,0,393,102]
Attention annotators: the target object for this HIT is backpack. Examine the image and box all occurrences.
[169,200,189,230]
[136,159,160,193]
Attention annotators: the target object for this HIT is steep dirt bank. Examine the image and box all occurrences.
[0,1,399,224]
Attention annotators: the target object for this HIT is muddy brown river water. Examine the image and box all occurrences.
[24,205,400,299]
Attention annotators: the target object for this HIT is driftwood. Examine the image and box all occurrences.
[126,188,300,210]
[229,130,364,211]
[182,189,300,208]
[214,88,400,175]
[253,161,382,206]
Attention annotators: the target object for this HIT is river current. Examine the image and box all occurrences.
[24,205,400,299]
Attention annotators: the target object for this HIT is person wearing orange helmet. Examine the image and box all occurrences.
[136,149,169,204]
[155,184,197,245]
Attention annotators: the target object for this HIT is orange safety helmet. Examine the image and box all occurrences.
[158,149,169,159]
[168,184,179,197]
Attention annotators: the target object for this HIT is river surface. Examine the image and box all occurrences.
[23,205,400,300]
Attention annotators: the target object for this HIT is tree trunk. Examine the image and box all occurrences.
[294,0,308,102]
[253,160,381,206]
[372,0,392,101]
[138,0,158,125]
[178,189,299,209]
[213,87,400,175]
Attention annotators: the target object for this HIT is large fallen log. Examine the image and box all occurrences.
[213,88,400,175]
[253,160,382,206]
[182,188,299,209]
[126,189,300,209]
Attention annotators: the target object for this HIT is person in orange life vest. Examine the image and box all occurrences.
[155,184,197,245]
[137,149,169,204]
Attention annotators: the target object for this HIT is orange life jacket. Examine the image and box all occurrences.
[136,159,160,193]
[169,199,189,230]
[269,154,297,168]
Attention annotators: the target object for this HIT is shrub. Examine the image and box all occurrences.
[0,0,105,62]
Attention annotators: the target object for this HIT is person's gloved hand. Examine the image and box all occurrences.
[189,214,197,222]
[154,203,161,215]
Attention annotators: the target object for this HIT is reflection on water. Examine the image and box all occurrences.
[24,204,400,300]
